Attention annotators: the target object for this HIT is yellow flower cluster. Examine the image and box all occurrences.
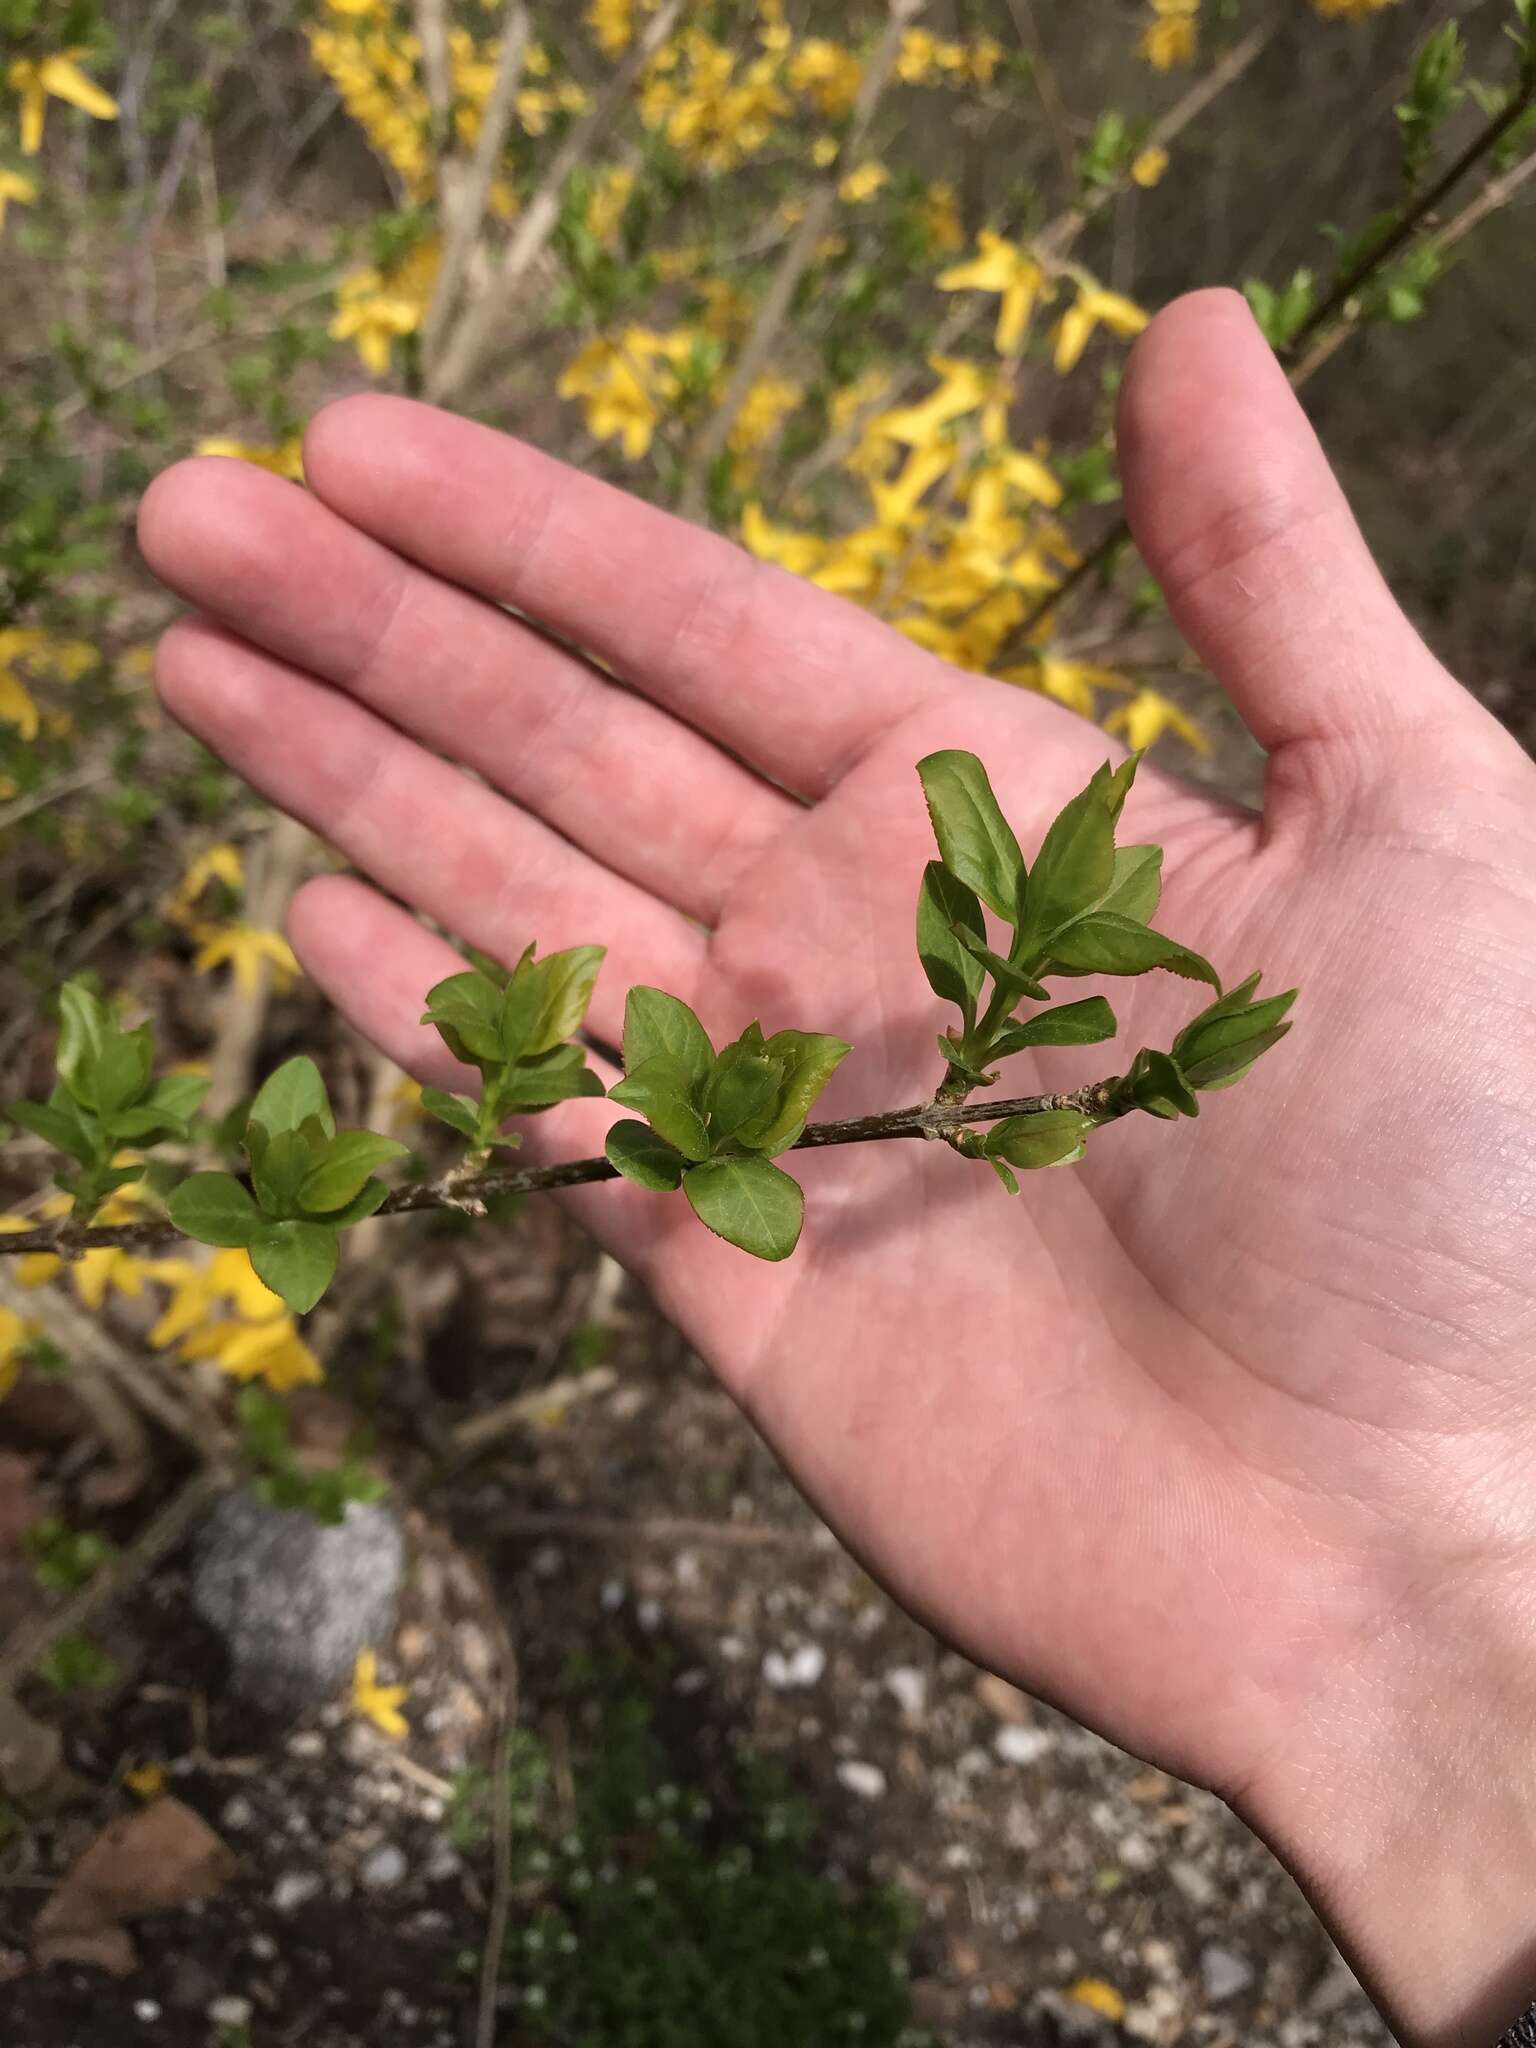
[307,12,432,194]
[0,626,94,743]
[640,29,789,170]
[557,326,699,460]
[895,28,1006,87]
[6,48,118,156]
[1140,0,1199,71]
[144,1248,323,1393]
[329,237,440,377]
[164,841,302,999]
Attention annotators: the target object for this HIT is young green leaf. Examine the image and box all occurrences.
[736,1030,852,1155]
[249,1219,338,1314]
[605,1118,688,1190]
[8,1092,98,1164]
[1173,980,1298,1079]
[1018,761,1130,949]
[916,862,986,1026]
[319,1180,393,1228]
[683,1154,804,1260]
[622,987,715,1089]
[142,1072,211,1123]
[298,1130,410,1214]
[1127,1049,1200,1120]
[92,1026,155,1117]
[496,959,543,1067]
[56,982,112,1107]
[248,1055,336,1143]
[421,1086,482,1139]
[609,1053,712,1160]
[989,996,1117,1056]
[953,928,1050,1001]
[422,970,503,1064]
[248,1120,329,1217]
[527,944,605,1056]
[1097,844,1162,923]
[1180,1023,1293,1091]
[167,1170,262,1248]
[704,1046,782,1142]
[1046,912,1220,990]
[916,751,1025,919]
[499,1044,606,1110]
[981,1109,1091,1173]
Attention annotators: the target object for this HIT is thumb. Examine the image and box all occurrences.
[1115,289,1475,790]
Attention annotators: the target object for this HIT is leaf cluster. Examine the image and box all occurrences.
[604,988,850,1261]
[236,1384,386,1526]
[417,944,607,1147]
[7,982,208,1215]
[167,1055,408,1313]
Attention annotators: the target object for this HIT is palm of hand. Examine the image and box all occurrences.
[140,292,1536,1818]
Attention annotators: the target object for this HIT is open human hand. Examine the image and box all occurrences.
[139,290,1536,2046]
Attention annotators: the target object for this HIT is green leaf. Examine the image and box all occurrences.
[167,1170,261,1247]
[605,1118,688,1190]
[917,751,1024,919]
[106,1103,192,1143]
[916,862,985,1027]
[1127,1049,1200,1120]
[298,1129,410,1213]
[989,996,1117,1056]
[248,1055,335,1142]
[622,987,714,1090]
[1173,979,1297,1079]
[421,1086,482,1139]
[609,1054,712,1161]
[500,1044,606,1110]
[1020,760,1132,949]
[683,1155,804,1260]
[1180,1022,1293,1091]
[496,956,543,1067]
[1046,913,1220,990]
[736,1030,852,1155]
[248,1121,328,1217]
[989,1157,1020,1195]
[953,928,1050,1001]
[704,1047,782,1142]
[1097,844,1162,923]
[8,1094,98,1163]
[142,1072,211,1122]
[321,1180,393,1228]
[93,1026,155,1117]
[422,970,504,1064]
[56,982,112,1107]
[981,1108,1091,1171]
[249,1219,338,1314]
[527,944,605,1056]
[936,1035,994,1085]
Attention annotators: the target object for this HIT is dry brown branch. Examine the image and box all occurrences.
[204,812,310,1122]
[681,0,926,517]
[474,1629,520,2048]
[1006,0,1076,188]
[422,0,534,370]
[449,1366,618,1460]
[429,0,686,404]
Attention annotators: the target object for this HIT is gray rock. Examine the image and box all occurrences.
[190,1488,404,1717]
[272,1870,324,1913]
[360,1843,407,1890]
[1201,1944,1256,2003]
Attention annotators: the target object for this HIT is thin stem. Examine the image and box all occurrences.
[0,1079,1129,1259]
[1004,55,1536,652]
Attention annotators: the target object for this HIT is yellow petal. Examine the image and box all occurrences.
[1052,302,1097,374]
[38,55,119,124]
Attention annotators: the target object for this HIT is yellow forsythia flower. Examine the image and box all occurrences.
[838,160,889,204]
[125,1762,169,1801]
[937,230,1045,355]
[329,243,439,379]
[0,627,95,741]
[1104,686,1209,754]
[0,1303,39,1404]
[0,167,37,228]
[353,1650,409,1739]
[191,923,301,997]
[1068,1980,1127,2023]
[166,842,244,927]
[788,38,862,117]
[1052,283,1150,373]
[6,49,119,156]
[1140,0,1199,71]
[1132,145,1169,188]
[196,436,305,481]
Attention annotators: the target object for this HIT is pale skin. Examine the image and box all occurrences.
[137,290,1536,2046]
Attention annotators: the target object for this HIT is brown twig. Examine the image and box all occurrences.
[1006,0,1076,190]
[474,1652,520,2048]
[1004,63,1536,652]
[679,0,927,517]
[0,1078,1129,1259]
[428,0,686,404]
[421,0,534,369]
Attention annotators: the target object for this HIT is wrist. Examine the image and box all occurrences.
[1238,1576,1536,2048]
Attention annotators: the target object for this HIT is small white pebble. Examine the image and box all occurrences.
[133,2001,161,2023]
[763,1643,826,1689]
[208,1997,253,2028]
[994,1724,1054,1767]
[600,1577,625,1612]
[883,1666,927,1717]
[836,1760,887,1800]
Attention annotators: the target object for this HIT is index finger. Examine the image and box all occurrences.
[300,393,955,797]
